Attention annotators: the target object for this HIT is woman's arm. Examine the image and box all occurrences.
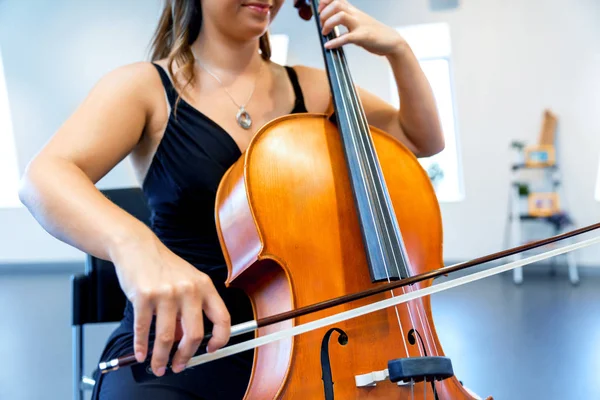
[297,0,445,158]
[19,62,155,260]
[18,62,231,376]
[363,44,444,158]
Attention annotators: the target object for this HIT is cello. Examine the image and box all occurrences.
[100,0,600,397]
[206,0,487,397]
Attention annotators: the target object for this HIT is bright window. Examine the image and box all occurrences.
[390,23,464,202]
[0,46,21,208]
[269,34,289,66]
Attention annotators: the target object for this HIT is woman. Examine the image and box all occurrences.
[19,0,444,398]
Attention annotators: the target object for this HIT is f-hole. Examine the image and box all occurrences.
[408,328,428,357]
[320,327,349,400]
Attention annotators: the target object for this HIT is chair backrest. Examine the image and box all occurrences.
[72,187,151,326]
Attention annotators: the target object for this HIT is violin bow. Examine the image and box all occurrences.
[180,230,600,370]
[100,220,600,373]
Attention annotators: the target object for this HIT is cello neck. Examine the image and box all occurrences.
[306,0,412,281]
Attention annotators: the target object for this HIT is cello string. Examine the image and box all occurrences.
[326,28,401,290]
[314,4,423,365]
[326,29,418,358]
[342,63,437,398]
[332,49,436,399]
[321,21,411,350]
[331,37,431,362]
[181,218,600,371]
[333,41,442,360]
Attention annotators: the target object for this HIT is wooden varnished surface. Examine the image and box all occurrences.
[216,114,492,400]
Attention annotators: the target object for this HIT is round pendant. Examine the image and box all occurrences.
[236,107,252,130]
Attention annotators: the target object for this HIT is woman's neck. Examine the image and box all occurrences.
[191,27,264,80]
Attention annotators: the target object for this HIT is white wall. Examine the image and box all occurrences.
[1,0,599,266]
[0,0,160,263]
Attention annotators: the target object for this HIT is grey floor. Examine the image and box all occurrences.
[1,262,599,400]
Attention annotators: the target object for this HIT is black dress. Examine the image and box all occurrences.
[92,62,308,400]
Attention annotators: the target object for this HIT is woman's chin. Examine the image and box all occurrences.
[237,24,270,40]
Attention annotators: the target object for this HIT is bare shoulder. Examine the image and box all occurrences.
[70,60,170,143]
[95,61,162,96]
[31,60,168,184]
[290,64,332,114]
[80,61,167,127]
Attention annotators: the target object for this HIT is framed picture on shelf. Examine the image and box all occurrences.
[524,145,555,167]
[528,193,560,217]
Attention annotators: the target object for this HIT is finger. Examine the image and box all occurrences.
[133,293,153,363]
[151,293,178,376]
[170,297,205,373]
[318,0,348,14]
[318,0,332,13]
[319,0,348,24]
[324,31,358,49]
[321,11,356,36]
[202,288,231,353]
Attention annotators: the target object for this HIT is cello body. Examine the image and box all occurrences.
[215,113,486,399]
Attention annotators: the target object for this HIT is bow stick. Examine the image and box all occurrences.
[181,232,600,370]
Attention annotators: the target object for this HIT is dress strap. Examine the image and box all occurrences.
[284,66,308,113]
[151,63,178,108]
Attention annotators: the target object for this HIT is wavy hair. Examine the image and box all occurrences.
[149,0,271,109]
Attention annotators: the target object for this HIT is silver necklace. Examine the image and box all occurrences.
[195,59,263,130]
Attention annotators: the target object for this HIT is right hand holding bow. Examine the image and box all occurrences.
[111,236,231,376]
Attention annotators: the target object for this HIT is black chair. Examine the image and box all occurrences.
[71,187,150,400]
